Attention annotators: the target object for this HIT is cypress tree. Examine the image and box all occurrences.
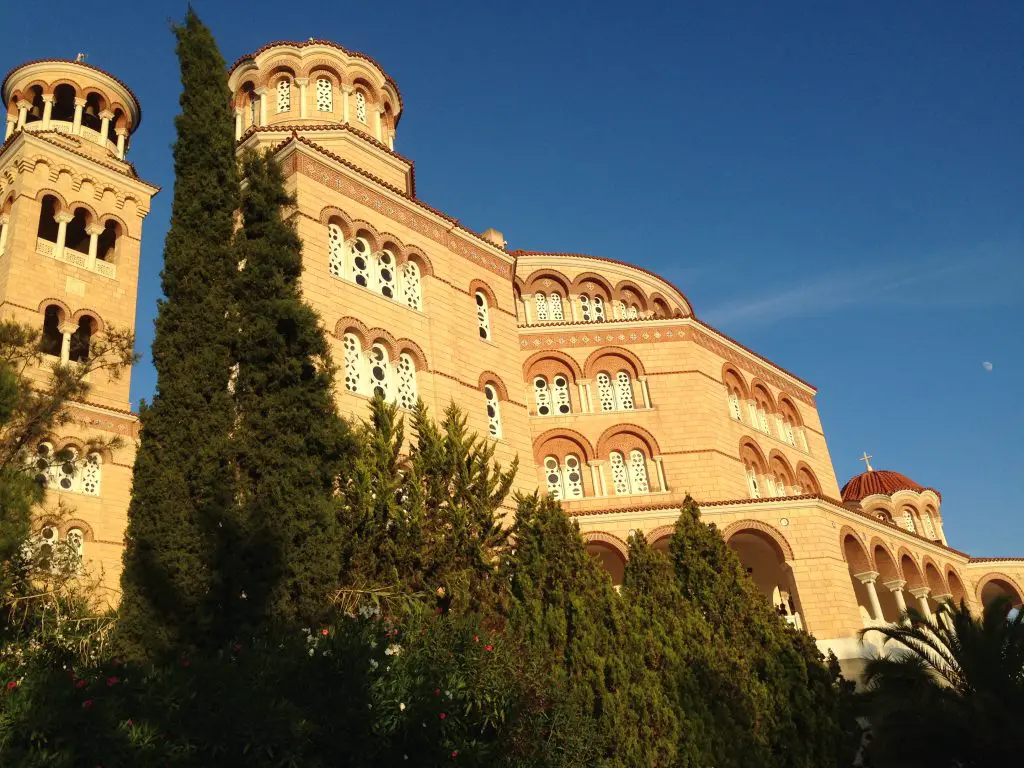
[504,493,678,766]
[230,151,352,631]
[118,9,239,659]
[667,495,846,767]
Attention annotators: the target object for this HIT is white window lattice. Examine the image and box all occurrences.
[31,443,100,496]
[277,79,291,113]
[534,376,552,416]
[629,450,650,493]
[610,451,630,494]
[923,514,936,539]
[327,223,345,278]
[534,293,548,321]
[748,401,759,426]
[579,295,591,321]
[627,305,639,319]
[66,527,84,560]
[728,391,742,421]
[614,371,635,410]
[475,292,491,340]
[349,238,371,288]
[562,455,584,499]
[369,344,391,400]
[552,375,571,415]
[783,419,796,446]
[316,78,333,112]
[593,296,605,321]
[798,429,809,452]
[549,293,564,321]
[596,372,616,412]
[343,334,362,393]
[757,407,771,435]
[903,510,917,533]
[355,91,367,123]
[544,456,562,500]
[81,453,101,496]
[401,261,422,310]
[614,301,626,319]
[485,385,502,438]
[746,466,761,499]
[396,353,417,410]
[377,250,396,299]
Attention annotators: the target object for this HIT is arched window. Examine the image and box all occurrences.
[728,391,742,421]
[781,416,796,446]
[629,450,650,493]
[922,512,936,539]
[37,525,58,568]
[610,451,629,494]
[745,463,761,499]
[108,108,124,145]
[544,456,563,500]
[32,442,55,487]
[552,375,571,415]
[355,90,367,123]
[596,372,616,412]
[96,221,119,262]
[26,86,44,123]
[549,293,564,321]
[55,446,78,491]
[81,452,101,496]
[369,344,391,399]
[592,296,605,321]
[562,454,584,499]
[82,93,103,132]
[69,316,94,363]
[348,237,371,287]
[40,305,63,357]
[66,527,85,562]
[396,353,417,410]
[534,376,552,416]
[52,84,76,123]
[401,261,422,310]
[534,293,549,321]
[614,300,626,319]
[614,371,635,410]
[316,78,333,112]
[902,510,917,533]
[376,249,396,299]
[579,295,591,321]
[484,385,502,438]
[626,304,639,319]
[276,78,291,113]
[327,223,345,278]
[342,333,362,393]
[37,195,59,243]
[475,291,491,340]
[66,208,90,254]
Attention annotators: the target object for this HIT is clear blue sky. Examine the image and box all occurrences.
[4,2,1021,555]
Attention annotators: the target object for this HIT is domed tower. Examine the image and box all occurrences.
[227,41,409,192]
[0,58,158,592]
[841,458,946,545]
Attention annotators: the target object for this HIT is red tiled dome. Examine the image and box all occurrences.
[841,470,934,502]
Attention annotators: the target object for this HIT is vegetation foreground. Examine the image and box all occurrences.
[1,9,1022,768]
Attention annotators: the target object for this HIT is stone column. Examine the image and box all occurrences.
[883,579,908,616]
[653,456,667,492]
[0,214,9,254]
[568,295,579,322]
[72,98,85,134]
[373,108,383,141]
[97,110,113,146]
[5,116,16,140]
[579,380,593,412]
[387,131,394,150]
[255,88,267,127]
[86,224,103,270]
[341,86,351,123]
[16,100,29,130]
[638,375,652,408]
[295,78,309,118]
[234,109,242,140]
[909,587,932,621]
[59,322,76,363]
[854,571,884,622]
[932,594,954,629]
[116,130,127,159]
[54,212,73,258]
[588,460,607,497]
[41,94,54,127]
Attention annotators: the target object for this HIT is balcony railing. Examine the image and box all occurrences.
[36,237,116,279]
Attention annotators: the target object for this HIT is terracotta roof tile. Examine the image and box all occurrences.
[841,469,941,503]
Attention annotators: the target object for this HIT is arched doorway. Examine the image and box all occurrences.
[726,527,803,629]
[583,535,627,588]
[979,577,1023,611]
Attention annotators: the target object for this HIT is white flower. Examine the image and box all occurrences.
[369,659,379,670]
[399,702,406,711]
[384,643,402,656]
[308,648,315,656]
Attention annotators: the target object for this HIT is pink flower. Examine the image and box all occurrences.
[5,681,17,691]
[75,679,88,689]
[125,719,134,727]
[484,645,493,652]
[451,750,459,758]
[473,635,479,643]
[439,712,447,720]
[82,699,94,710]
[321,629,329,636]
[106,676,119,687]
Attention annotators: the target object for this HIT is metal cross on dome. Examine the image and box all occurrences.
[859,452,874,472]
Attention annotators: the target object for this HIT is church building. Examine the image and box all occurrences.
[2,41,1021,671]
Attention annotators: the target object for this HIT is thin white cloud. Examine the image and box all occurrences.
[982,361,993,372]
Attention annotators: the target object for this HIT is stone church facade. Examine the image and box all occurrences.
[2,42,1021,670]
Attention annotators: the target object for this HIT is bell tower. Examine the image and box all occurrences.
[0,58,158,592]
